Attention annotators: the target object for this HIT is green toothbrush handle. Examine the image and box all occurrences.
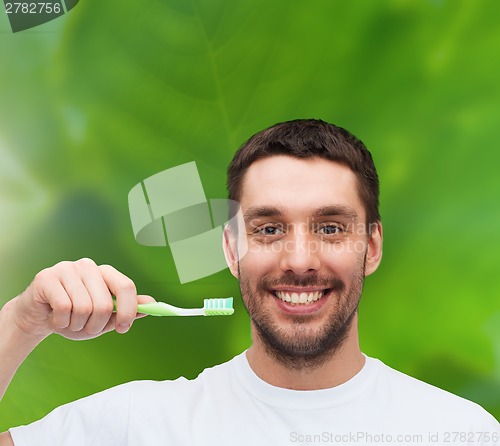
[136,303,178,317]
[112,298,177,317]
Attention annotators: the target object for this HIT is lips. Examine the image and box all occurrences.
[274,290,327,305]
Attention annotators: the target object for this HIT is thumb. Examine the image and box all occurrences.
[135,294,156,319]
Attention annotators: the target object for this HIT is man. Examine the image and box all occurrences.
[0,119,498,445]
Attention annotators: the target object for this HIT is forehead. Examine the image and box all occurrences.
[239,156,365,220]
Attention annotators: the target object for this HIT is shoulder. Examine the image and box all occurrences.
[370,356,499,427]
[125,352,242,401]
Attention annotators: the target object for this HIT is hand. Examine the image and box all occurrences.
[10,258,154,341]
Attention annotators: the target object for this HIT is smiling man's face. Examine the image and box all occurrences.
[224,155,382,369]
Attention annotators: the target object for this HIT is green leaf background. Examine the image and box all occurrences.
[0,0,499,428]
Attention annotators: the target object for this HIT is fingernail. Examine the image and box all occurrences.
[118,323,130,334]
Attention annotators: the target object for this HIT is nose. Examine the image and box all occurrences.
[278,228,321,274]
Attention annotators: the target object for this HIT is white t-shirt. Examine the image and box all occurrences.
[10,352,499,446]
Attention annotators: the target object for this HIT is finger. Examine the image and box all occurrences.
[99,264,137,333]
[38,280,73,330]
[98,296,152,332]
[99,296,155,332]
[78,262,115,335]
[58,266,94,332]
[100,313,117,334]
[48,282,73,329]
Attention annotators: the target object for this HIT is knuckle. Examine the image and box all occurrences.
[118,310,135,321]
[48,261,77,279]
[53,299,72,314]
[94,300,114,315]
[98,264,115,275]
[118,279,136,294]
[76,258,97,269]
[34,268,51,283]
[54,260,74,270]
[72,303,93,317]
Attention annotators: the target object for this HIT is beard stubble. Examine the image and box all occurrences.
[238,255,366,371]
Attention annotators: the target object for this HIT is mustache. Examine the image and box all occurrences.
[260,272,344,292]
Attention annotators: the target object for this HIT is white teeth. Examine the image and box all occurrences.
[275,290,325,305]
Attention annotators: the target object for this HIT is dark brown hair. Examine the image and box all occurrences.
[227,119,380,224]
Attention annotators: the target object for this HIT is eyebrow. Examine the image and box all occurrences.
[243,206,285,224]
[313,205,358,220]
[243,204,358,224]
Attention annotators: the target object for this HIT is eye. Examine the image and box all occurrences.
[318,224,344,235]
[256,225,284,236]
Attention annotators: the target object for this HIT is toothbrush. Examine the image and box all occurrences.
[113,297,234,317]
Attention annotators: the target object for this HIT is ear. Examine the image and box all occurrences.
[364,221,383,276]
[223,224,239,279]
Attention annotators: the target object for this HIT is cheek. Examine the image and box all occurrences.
[239,245,277,274]
[321,242,367,274]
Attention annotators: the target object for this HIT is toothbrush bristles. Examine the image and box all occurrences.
[203,297,234,316]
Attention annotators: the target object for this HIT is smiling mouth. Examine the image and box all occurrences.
[273,290,329,305]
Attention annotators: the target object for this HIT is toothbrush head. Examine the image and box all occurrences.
[203,297,235,316]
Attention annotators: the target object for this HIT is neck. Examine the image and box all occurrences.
[245,314,364,390]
